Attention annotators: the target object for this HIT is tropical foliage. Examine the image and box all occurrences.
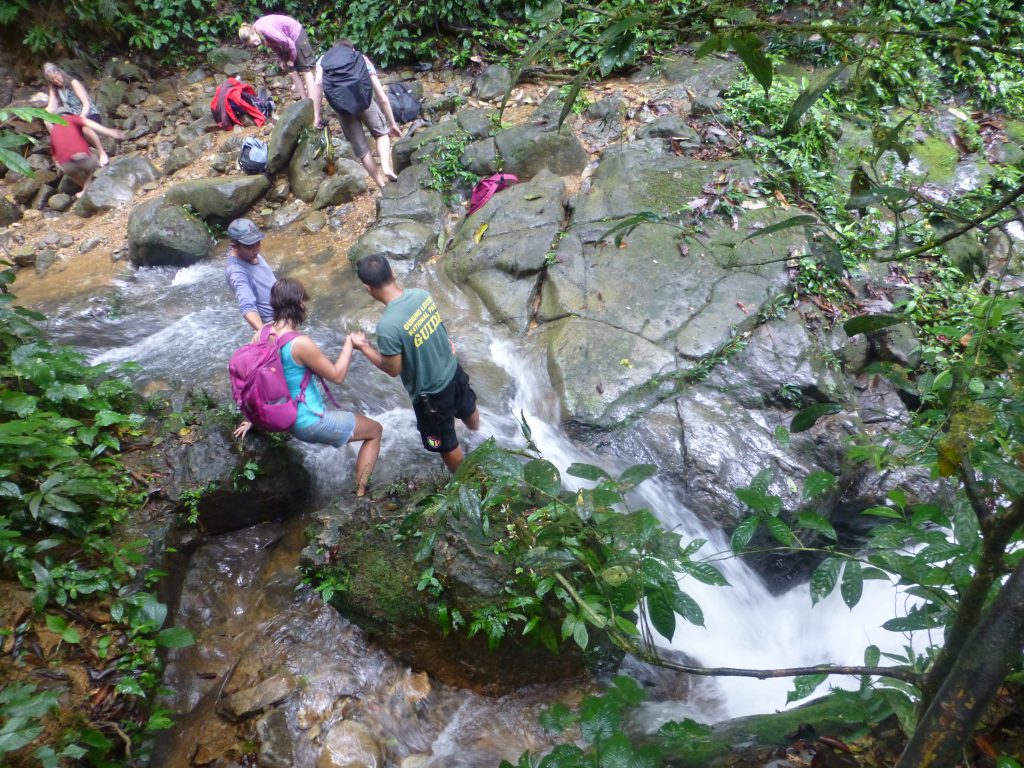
[0,266,193,765]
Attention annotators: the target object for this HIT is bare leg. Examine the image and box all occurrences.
[301,70,321,126]
[81,126,108,166]
[461,408,481,431]
[441,445,464,473]
[376,134,396,180]
[348,414,383,495]
[359,150,387,191]
[289,70,305,98]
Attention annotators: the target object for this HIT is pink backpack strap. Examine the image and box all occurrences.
[264,328,341,410]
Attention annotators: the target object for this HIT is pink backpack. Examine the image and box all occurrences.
[229,326,315,432]
[468,173,519,215]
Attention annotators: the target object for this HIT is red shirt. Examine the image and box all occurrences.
[48,114,91,165]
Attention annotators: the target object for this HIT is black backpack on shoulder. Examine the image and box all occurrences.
[320,44,373,116]
[386,82,421,124]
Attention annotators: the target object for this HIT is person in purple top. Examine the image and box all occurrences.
[239,15,322,127]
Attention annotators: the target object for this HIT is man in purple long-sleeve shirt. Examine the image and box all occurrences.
[224,218,276,331]
[239,15,322,127]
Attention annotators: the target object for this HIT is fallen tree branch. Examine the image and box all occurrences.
[630,648,922,684]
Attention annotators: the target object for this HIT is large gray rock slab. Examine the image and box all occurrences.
[313,159,366,209]
[75,155,159,216]
[348,219,436,265]
[288,132,327,202]
[472,64,512,102]
[164,174,270,225]
[456,107,497,138]
[706,311,854,409]
[660,54,741,99]
[207,46,252,73]
[127,198,213,267]
[446,170,566,331]
[218,673,295,722]
[267,98,312,174]
[544,317,678,428]
[494,123,587,178]
[376,165,446,228]
[540,210,799,355]
[94,77,126,115]
[0,196,20,226]
[175,115,218,147]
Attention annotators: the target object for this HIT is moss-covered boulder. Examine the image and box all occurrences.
[164,175,271,226]
[299,479,618,696]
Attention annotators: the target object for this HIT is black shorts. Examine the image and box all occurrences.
[294,30,316,72]
[412,364,477,454]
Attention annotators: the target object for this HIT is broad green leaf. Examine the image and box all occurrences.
[579,696,620,745]
[0,391,37,417]
[607,676,646,707]
[787,673,828,703]
[44,614,67,634]
[732,35,772,95]
[802,471,836,499]
[810,557,842,604]
[538,743,586,768]
[525,459,562,497]
[0,146,33,177]
[566,463,611,481]
[597,212,662,247]
[795,511,837,541]
[595,732,635,768]
[731,516,759,552]
[846,186,914,209]
[842,313,906,336]
[881,688,918,736]
[791,403,842,433]
[527,0,562,25]
[864,644,881,667]
[781,64,848,135]
[617,463,656,491]
[156,626,195,648]
[0,718,43,755]
[680,561,729,587]
[694,34,728,59]
[840,560,863,608]
[539,702,576,733]
[0,480,21,499]
[883,604,945,632]
[670,588,705,627]
[765,516,798,546]
[996,758,1023,768]
[740,214,817,242]
[557,74,585,131]
[646,588,676,640]
[573,618,589,650]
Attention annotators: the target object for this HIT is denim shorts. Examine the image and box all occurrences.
[291,410,356,447]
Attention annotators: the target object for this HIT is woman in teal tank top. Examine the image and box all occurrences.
[234,278,382,495]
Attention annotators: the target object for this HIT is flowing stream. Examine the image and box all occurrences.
[38,245,909,762]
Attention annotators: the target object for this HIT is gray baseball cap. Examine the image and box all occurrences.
[227,218,265,245]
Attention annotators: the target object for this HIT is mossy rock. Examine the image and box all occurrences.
[909,137,959,184]
[301,478,622,694]
[659,695,865,767]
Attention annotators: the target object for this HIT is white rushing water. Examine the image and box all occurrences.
[49,258,914,723]
[486,335,912,719]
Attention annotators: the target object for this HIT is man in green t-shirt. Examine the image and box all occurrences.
[353,254,480,471]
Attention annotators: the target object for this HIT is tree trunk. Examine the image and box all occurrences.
[895,560,1024,768]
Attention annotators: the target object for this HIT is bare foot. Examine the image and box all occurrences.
[74,189,85,198]
[384,171,398,181]
[98,151,109,167]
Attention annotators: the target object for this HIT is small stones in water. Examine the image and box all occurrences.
[80,237,105,254]
[304,211,327,233]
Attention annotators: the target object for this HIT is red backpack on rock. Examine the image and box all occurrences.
[468,173,519,215]
[210,77,267,130]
